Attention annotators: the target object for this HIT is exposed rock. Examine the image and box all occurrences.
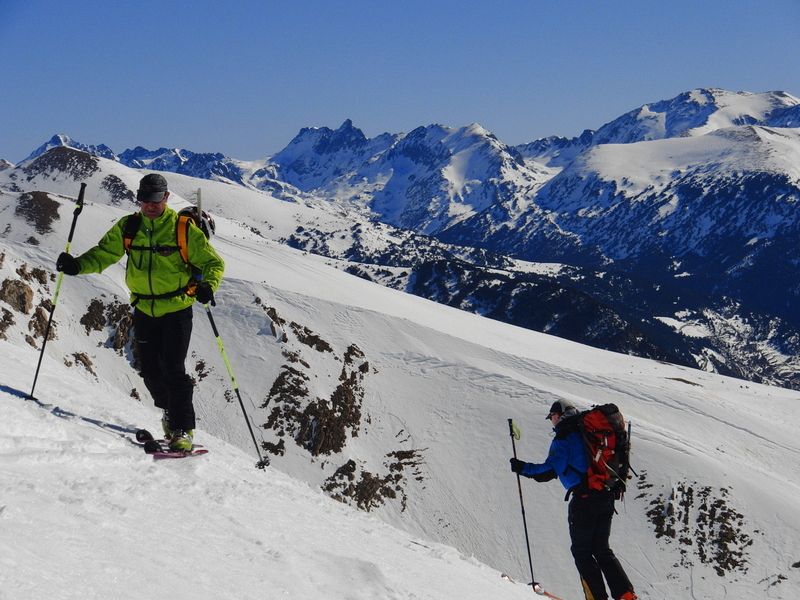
[106,301,132,354]
[640,473,753,577]
[28,305,55,341]
[0,279,34,313]
[195,359,210,381]
[69,352,97,376]
[80,299,106,334]
[78,297,132,355]
[15,191,60,234]
[23,147,99,181]
[16,264,49,286]
[0,308,14,339]
[290,321,333,353]
[100,174,135,205]
[323,448,426,512]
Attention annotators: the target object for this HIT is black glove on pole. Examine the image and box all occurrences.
[203,303,266,468]
[28,183,87,399]
[56,252,80,275]
[195,281,215,305]
[508,418,541,593]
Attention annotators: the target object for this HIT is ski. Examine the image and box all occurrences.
[500,573,565,600]
[150,447,209,460]
[533,585,565,600]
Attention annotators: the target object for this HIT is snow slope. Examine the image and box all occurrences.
[1,174,799,599]
[0,348,520,600]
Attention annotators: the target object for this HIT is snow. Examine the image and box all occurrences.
[687,89,798,137]
[1,159,800,599]
[0,351,518,600]
[654,316,711,338]
[634,105,667,140]
[582,125,800,196]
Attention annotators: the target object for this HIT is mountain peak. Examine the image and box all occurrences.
[23,133,116,163]
[336,118,357,132]
[313,119,367,154]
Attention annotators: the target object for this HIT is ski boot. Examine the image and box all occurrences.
[169,429,194,452]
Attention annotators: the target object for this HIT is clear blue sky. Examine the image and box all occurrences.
[2,0,799,163]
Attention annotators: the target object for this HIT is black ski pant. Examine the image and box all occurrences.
[133,306,195,432]
[568,489,634,600]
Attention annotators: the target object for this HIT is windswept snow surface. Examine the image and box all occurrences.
[0,348,519,600]
[1,175,800,599]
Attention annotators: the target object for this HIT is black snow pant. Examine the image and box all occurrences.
[133,306,195,432]
[568,489,634,600]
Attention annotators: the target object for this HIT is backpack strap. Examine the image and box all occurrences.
[175,214,192,264]
[123,212,190,259]
[122,213,142,253]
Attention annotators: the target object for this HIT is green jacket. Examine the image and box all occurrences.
[76,207,225,317]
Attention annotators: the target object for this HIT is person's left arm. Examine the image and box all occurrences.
[188,226,225,291]
[511,438,568,482]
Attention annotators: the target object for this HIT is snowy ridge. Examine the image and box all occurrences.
[8,87,800,391]
[592,88,799,144]
[4,146,800,390]
[0,178,799,598]
[23,133,117,163]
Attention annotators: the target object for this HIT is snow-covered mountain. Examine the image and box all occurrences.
[23,133,117,163]
[591,88,798,144]
[6,148,799,389]
[269,119,399,190]
[267,119,551,237]
[15,87,800,391]
[471,125,800,324]
[517,88,800,165]
[1,166,799,599]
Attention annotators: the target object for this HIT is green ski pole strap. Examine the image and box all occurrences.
[508,418,521,441]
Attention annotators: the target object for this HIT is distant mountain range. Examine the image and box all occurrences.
[6,87,800,388]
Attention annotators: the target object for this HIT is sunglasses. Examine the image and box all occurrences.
[136,191,167,204]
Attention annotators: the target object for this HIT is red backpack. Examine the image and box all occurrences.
[578,404,631,499]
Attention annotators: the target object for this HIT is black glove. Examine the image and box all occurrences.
[510,458,525,474]
[195,281,215,306]
[56,252,80,276]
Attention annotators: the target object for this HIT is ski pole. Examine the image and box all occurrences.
[508,418,547,596]
[28,183,87,400]
[203,303,267,468]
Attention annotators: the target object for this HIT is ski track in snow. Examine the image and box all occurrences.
[0,353,531,600]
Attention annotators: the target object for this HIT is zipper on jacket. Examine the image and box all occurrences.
[147,223,156,315]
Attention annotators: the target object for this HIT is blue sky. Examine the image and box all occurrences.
[2,0,799,162]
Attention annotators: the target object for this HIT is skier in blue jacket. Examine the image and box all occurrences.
[510,401,637,600]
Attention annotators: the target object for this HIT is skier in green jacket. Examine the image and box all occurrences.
[56,173,225,451]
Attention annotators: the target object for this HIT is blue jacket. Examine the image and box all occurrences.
[520,422,588,491]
